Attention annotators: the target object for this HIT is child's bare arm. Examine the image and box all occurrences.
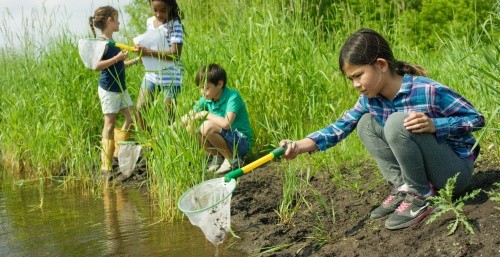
[94,50,128,71]
[204,112,235,130]
[124,57,141,67]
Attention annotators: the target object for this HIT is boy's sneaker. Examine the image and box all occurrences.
[385,193,434,230]
[207,155,224,172]
[370,189,407,219]
[215,157,243,174]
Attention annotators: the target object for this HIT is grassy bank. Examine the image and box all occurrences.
[0,0,498,220]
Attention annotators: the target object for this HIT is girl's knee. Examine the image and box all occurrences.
[384,112,409,142]
[358,113,372,128]
[385,112,407,128]
[357,113,374,139]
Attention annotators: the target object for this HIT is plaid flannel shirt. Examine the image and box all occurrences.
[307,74,484,159]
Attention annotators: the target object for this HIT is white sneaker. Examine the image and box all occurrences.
[215,157,242,174]
[207,155,224,172]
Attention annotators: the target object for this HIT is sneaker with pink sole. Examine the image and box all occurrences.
[385,193,435,230]
[370,189,407,220]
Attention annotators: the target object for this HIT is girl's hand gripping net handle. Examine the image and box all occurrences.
[224,146,286,182]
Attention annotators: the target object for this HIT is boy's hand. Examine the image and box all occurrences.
[181,110,196,124]
[180,110,209,133]
[180,114,191,125]
[194,111,208,120]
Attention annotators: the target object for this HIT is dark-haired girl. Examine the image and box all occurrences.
[280,29,484,230]
[134,0,184,130]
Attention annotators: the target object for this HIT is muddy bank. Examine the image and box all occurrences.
[229,156,500,256]
[109,150,499,256]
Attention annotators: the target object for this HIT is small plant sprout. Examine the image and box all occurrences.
[426,174,481,235]
[487,182,500,211]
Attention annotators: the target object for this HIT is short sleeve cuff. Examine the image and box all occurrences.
[171,37,182,44]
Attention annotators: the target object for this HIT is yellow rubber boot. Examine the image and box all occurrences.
[113,128,131,158]
[101,139,115,172]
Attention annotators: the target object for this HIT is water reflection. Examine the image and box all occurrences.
[0,177,246,256]
[102,183,147,256]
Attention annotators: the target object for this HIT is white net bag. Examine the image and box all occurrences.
[77,39,134,70]
[117,142,142,179]
[133,28,171,71]
[77,39,107,70]
[178,177,237,245]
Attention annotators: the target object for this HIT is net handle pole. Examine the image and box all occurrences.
[108,41,135,51]
[224,146,286,182]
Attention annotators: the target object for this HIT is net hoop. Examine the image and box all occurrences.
[178,177,236,214]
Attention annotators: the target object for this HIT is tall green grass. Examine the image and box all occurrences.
[0,31,100,182]
[0,0,498,221]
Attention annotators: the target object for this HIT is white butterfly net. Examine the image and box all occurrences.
[78,39,107,69]
[178,177,237,245]
[133,29,172,71]
[117,143,142,179]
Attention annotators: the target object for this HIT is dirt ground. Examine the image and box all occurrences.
[117,151,499,257]
[226,155,500,257]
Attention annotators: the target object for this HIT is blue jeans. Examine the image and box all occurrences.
[220,129,249,158]
[141,79,181,100]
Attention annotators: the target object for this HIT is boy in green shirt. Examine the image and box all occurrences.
[181,64,253,174]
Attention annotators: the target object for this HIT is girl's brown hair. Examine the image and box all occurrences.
[88,6,118,38]
[339,29,428,77]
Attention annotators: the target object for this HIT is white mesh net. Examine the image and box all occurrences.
[117,142,142,178]
[178,177,237,245]
[77,39,107,69]
[133,28,171,71]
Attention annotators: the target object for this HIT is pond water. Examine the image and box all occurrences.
[0,175,246,257]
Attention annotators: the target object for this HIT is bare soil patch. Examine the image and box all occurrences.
[228,156,500,257]
[115,151,499,256]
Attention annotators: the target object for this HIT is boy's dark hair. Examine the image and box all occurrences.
[339,28,427,76]
[195,64,227,87]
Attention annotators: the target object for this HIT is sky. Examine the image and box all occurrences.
[0,0,133,45]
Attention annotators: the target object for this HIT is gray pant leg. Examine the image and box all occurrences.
[358,113,474,196]
[357,113,404,187]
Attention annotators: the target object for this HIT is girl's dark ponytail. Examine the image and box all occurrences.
[340,29,428,77]
[395,61,428,77]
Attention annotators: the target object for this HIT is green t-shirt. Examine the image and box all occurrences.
[194,86,253,148]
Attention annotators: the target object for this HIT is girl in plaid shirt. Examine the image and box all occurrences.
[280,29,484,230]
